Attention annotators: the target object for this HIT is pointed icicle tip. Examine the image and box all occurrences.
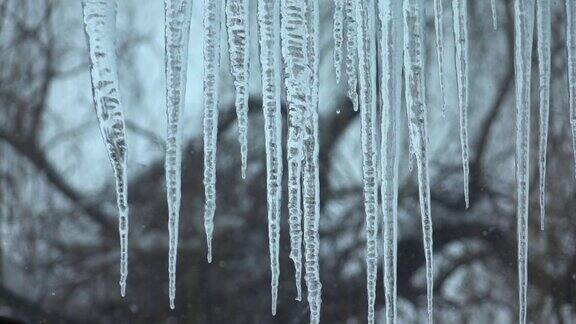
[271,288,278,316]
[120,282,126,298]
[170,298,175,310]
[295,284,302,301]
[207,242,213,263]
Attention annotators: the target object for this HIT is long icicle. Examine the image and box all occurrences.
[433,0,447,116]
[355,0,379,322]
[225,0,251,179]
[536,0,550,230]
[82,0,130,297]
[491,0,498,30]
[452,0,470,208]
[566,1,576,181]
[403,0,434,322]
[280,0,304,303]
[258,0,282,314]
[280,0,309,303]
[378,0,403,323]
[345,0,359,111]
[163,0,193,308]
[203,0,223,263]
[333,0,345,83]
[513,0,535,322]
[304,0,322,322]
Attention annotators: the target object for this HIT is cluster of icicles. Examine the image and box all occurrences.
[81,0,571,322]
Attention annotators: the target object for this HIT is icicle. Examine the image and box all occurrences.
[258,0,283,315]
[537,0,550,230]
[280,0,309,303]
[225,0,250,179]
[203,0,223,263]
[491,0,498,30]
[566,1,576,180]
[452,0,470,208]
[333,0,345,83]
[345,0,359,111]
[355,0,379,323]
[407,134,415,173]
[378,0,403,322]
[403,0,434,322]
[303,0,322,322]
[301,96,322,324]
[163,0,193,308]
[82,0,130,297]
[513,0,535,323]
[433,0,447,116]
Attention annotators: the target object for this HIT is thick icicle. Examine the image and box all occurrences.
[333,0,344,83]
[345,0,359,111]
[355,0,379,323]
[403,0,434,322]
[163,0,193,308]
[452,0,470,208]
[82,0,130,297]
[258,0,283,314]
[203,0,223,263]
[513,0,535,322]
[567,1,576,180]
[491,0,498,30]
[225,0,251,179]
[537,0,550,230]
[378,0,403,322]
[433,0,447,116]
[280,0,309,303]
[303,0,322,322]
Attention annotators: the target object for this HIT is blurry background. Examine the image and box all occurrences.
[0,0,574,323]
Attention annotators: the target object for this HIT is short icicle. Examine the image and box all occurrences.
[303,0,322,322]
[355,0,379,323]
[163,0,193,308]
[225,0,251,179]
[452,0,470,208]
[403,0,434,322]
[203,0,223,263]
[258,0,283,315]
[378,0,403,322]
[82,0,130,298]
[513,0,535,322]
[537,0,550,230]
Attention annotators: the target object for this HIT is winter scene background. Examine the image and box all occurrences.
[0,0,575,323]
